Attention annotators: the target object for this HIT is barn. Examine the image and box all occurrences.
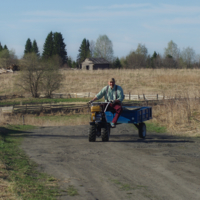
[81,58,110,70]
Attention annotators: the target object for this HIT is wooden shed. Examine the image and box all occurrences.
[81,58,110,70]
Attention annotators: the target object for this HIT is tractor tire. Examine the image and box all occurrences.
[102,124,110,142]
[89,124,96,142]
[138,123,146,139]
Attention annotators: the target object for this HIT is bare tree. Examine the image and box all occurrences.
[17,53,64,98]
[17,53,44,97]
[42,55,64,97]
[164,40,180,60]
[89,40,96,57]
[94,35,114,62]
[181,47,196,68]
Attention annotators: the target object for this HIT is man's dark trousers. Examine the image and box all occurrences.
[102,102,122,124]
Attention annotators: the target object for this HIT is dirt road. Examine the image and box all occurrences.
[21,124,200,200]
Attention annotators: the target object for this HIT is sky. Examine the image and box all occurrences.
[1,0,200,60]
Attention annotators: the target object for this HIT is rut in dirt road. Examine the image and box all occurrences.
[21,124,200,200]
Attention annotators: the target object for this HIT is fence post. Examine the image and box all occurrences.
[22,115,24,125]
[157,94,158,100]
[143,94,145,100]
[129,92,130,100]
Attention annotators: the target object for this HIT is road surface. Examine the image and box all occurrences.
[21,124,200,200]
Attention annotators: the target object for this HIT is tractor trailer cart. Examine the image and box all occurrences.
[88,102,152,142]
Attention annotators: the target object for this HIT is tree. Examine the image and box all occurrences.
[89,40,95,57]
[24,38,32,54]
[42,31,54,59]
[113,57,122,69]
[18,53,44,97]
[4,45,8,50]
[135,43,148,58]
[181,47,195,68]
[42,55,64,97]
[53,32,67,64]
[164,40,180,59]
[125,43,148,68]
[94,35,114,62]
[0,43,3,51]
[17,53,64,98]
[77,38,91,64]
[0,49,17,69]
[32,40,40,57]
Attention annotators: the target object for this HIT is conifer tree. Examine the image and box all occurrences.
[77,38,91,64]
[113,57,122,68]
[4,45,8,50]
[42,31,54,59]
[53,32,67,63]
[24,38,32,54]
[32,40,40,57]
[0,43,3,51]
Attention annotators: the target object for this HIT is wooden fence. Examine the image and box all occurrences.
[12,103,90,114]
[50,92,166,100]
[1,98,198,115]
[0,93,189,101]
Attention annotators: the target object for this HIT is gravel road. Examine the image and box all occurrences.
[21,124,200,200]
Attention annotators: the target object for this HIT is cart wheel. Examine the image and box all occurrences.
[138,123,146,139]
[89,124,96,142]
[102,124,110,142]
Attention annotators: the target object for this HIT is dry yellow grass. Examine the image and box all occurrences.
[152,99,200,136]
[0,113,90,127]
[1,69,200,136]
[1,69,200,97]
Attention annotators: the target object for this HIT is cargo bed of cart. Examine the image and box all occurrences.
[105,106,152,138]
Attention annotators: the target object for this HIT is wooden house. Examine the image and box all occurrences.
[81,58,110,70]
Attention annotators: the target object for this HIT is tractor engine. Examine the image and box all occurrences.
[91,104,103,123]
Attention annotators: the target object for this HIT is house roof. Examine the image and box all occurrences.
[85,58,110,64]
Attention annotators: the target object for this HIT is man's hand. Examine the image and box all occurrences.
[110,100,115,104]
[88,100,93,104]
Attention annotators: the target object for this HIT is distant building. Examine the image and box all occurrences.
[81,58,110,70]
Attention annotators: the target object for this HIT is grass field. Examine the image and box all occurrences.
[1,69,200,97]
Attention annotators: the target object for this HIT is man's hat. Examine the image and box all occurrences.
[109,78,115,82]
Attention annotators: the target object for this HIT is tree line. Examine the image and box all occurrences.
[121,40,200,69]
[1,32,200,70]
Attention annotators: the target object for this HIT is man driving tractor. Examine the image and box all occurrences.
[89,78,124,128]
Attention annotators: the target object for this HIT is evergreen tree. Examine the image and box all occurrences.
[42,31,54,59]
[4,45,8,50]
[24,38,32,54]
[77,38,90,64]
[53,32,67,63]
[151,51,157,59]
[32,40,40,57]
[113,57,122,68]
[0,43,3,51]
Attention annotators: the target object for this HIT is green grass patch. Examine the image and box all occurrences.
[111,179,133,191]
[66,185,79,196]
[0,97,91,107]
[0,125,60,199]
[146,122,167,133]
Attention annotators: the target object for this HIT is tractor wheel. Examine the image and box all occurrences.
[138,123,146,139]
[102,124,110,142]
[89,124,96,142]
